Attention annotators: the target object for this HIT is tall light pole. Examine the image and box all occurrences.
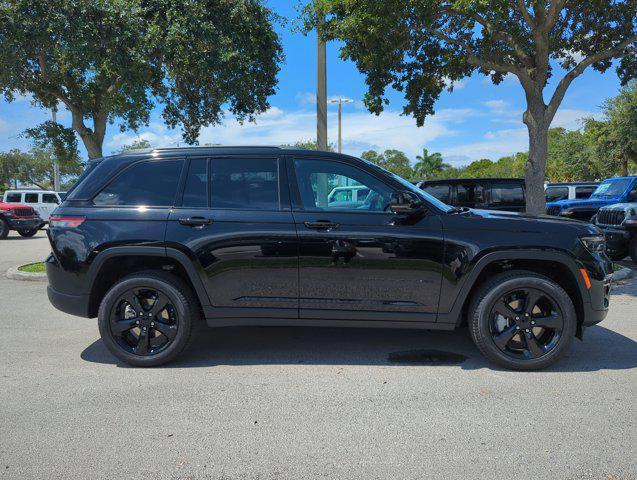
[51,106,60,191]
[316,19,328,152]
[328,98,353,154]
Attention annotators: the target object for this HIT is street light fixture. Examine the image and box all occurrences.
[328,98,354,153]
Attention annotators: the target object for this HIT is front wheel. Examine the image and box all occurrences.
[469,270,576,370]
[0,219,8,240]
[17,228,38,237]
[97,271,199,367]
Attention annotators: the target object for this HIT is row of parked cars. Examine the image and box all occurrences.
[411,176,637,262]
[0,189,66,239]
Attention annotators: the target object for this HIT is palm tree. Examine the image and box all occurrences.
[413,149,449,179]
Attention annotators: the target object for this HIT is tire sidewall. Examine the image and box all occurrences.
[472,275,577,370]
[17,228,37,237]
[0,218,9,239]
[629,235,637,263]
[98,275,194,367]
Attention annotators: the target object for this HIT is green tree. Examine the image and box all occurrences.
[0,0,283,158]
[116,139,152,154]
[585,81,637,177]
[0,148,77,190]
[361,149,414,179]
[288,139,336,151]
[0,149,24,190]
[413,149,449,179]
[305,0,636,213]
[22,121,82,180]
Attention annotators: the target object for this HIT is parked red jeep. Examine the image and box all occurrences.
[0,201,43,239]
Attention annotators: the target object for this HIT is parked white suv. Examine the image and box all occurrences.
[3,189,63,222]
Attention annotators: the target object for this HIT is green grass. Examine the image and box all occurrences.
[18,261,46,273]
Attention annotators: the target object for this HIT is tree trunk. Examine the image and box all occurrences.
[523,100,550,215]
[79,133,104,159]
[621,157,628,177]
[70,110,105,159]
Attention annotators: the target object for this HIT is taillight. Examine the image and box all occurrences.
[49,216,86,228]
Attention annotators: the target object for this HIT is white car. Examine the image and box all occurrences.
[2,189,63,221]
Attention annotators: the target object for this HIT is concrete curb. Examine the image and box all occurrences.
[611,266,633,282]
[6,266,47,282]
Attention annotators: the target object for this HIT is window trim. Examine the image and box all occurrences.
[288,156,398,215]
[91,158,186,208]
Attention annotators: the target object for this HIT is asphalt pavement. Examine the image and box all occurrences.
[0,229,635,479]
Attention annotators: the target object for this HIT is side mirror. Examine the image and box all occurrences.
[628,190,637,201]
[389,191,424,214]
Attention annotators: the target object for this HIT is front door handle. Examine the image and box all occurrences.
[304,220,339,230]
[179,216,212,227]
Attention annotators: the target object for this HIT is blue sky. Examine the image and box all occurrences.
[0,0,624,167]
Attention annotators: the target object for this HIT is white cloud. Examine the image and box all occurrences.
[483,99,509,110]
[106,106,479,159]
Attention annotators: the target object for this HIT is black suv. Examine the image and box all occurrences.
[418,178,526,212]
[46,147,612,370]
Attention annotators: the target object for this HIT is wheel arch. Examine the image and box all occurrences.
[86,246,210,318]
[438,250,587,337]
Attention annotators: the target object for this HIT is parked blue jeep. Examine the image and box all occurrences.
[546,176,637,221]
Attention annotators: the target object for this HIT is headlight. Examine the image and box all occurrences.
[580,235,606,254]
[2,210,14,217]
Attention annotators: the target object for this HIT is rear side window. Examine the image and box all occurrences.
[423,184,451,203]
[5,193,21,203]
[545,186,569,202]
[491,184,525,206]
[575,186,595,199]
[93,160,184,206]
[24,193,38,203]
[210,158,279,210]
[182,159,208,208]
[43,194,59,204]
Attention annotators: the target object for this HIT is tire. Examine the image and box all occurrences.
[17,228,38,237]
[469,270,577,371]
[0,218,9,240]
[630,235,637,264]
[97,271,200,367]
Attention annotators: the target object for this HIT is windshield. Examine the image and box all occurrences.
[591,178,633,198]
[360,158,455,213]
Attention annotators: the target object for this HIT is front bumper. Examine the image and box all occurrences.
[7,217,43,230]
[599,227,630,253]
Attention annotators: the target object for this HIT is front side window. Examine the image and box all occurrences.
[93,160,184,206]
[294,159,393,212]
[43,194,59,204]
[5,193,21,203]
[546,186,569,202]
[24,193,38,203]
[575,186,595,199]
[491,184,525,205]
[210,157,280,210]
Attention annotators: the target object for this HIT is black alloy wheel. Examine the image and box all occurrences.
[489,287,563,360]
[17,228,38,237]
[109,287,178,356]
[98,271,198,367]
[469,270,576,370]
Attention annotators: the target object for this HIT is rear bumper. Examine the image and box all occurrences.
[7,217,43,230]
[47,285,91,318]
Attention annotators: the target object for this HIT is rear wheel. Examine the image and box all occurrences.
[17,228,38,237]
[98,271,200,367]
[0,218,9,240]
[469,270,576,370]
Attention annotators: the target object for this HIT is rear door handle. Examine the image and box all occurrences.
[179,216,212,227]
[304,221,339,230]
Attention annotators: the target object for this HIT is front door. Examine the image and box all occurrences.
[289,157,444,320]
[166,156,299,318]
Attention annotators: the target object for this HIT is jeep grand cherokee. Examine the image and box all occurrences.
[46,147,612,370]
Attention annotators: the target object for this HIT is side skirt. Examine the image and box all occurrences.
[204,317,455,330]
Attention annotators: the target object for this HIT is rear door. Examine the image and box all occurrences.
[488,182,526,212]
[165,156,298,318]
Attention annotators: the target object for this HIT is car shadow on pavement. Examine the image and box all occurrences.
[81,323,637,372]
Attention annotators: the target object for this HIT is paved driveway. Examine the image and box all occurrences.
[0,231,635,479]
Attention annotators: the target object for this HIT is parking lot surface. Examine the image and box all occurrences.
[1,230,636,479]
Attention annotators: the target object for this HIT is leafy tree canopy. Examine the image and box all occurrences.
[361,149,414,179]
[116,139,153,154]
[413,148,450,179]
[304,0,636,213]
[0,0,283,158]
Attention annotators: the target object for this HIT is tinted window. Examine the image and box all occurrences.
[24,193,38,203]
[210,158,279,210]
[43,194,59,204]
[593,179,633,197]
[94,160,184,206]
[294,159,393,212]
[546,186,569,202]
[5,193,21,203]
[575,186,596,199]
[456,183,485,206]
[491,184,525,205]
[182,159,208,208]
[423,184,451,203]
